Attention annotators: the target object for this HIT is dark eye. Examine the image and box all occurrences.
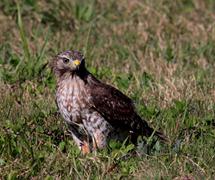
[62,58,69,63]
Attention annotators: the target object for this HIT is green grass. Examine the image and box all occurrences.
[0,0,215,179]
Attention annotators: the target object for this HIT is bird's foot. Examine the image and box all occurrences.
[80,141,91,155]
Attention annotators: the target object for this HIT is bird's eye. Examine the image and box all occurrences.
[62,58,69,63]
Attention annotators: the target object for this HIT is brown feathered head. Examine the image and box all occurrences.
[50,50,85,76]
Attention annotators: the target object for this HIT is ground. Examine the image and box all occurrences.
[0,0,215,179]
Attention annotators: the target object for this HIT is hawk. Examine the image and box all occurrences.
[50,50,166,154]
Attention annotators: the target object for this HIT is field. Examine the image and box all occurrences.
[0,0,215,179]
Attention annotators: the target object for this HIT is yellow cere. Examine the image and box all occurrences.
[73,59,81,66]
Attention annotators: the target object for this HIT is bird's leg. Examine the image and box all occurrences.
[69,131,83,150]
[71,131,91,154]
[80,140,91,154]
[92,135,98,150]
[68,124,91,154]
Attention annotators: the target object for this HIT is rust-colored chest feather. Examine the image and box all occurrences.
[56,74,90,124]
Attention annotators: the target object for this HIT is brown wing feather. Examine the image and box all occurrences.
[88,75,155,136]
[87,74,167,142]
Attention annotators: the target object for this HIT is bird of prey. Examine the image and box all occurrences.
[50,50,166,154]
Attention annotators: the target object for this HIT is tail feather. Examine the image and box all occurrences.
[134,115,169,143]
[154,130,169,143]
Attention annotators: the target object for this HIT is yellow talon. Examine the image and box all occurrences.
[81,141,90,155]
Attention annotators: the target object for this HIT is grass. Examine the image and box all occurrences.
[0,0,215,179]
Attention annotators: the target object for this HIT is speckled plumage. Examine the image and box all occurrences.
[51,50,166,154]
[56,73,112,150]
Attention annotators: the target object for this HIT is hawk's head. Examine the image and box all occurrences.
[51,50,85,76]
